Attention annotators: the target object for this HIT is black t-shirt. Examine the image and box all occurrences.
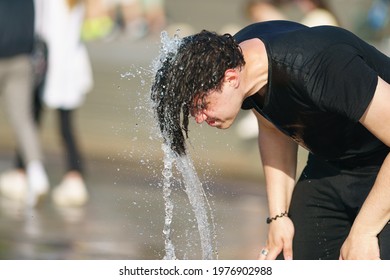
[235,21,390,167]
[0,0,34,58]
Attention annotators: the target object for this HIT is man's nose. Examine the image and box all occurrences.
[194,111,207,124]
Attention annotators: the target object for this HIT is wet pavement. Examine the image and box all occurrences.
[0,150,268,260]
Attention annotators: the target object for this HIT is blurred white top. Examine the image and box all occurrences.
[300,8,338,27]
[34,0,93,109]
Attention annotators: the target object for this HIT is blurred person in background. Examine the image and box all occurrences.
[245,0,287,23]
[0,0,49,206]
[1,0,93,207]
[82,0,115,41]
[367,0,389,32]
[108,0,150,40]
[36,0,93,207]
[366,0,390,50]
[294,0,339,27]
[110,0,166,39]
[82,0,166,41]
[141,0,166,36]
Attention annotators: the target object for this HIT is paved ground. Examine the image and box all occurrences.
[0,150,269,260]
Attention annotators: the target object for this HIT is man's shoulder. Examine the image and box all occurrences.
[234,20,308,43]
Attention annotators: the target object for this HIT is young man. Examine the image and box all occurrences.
[151,20,390,260]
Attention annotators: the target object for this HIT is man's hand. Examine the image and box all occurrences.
[340,233,380,260]
[258,217,294,260]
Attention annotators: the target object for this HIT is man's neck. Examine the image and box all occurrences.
[239,38,269,99]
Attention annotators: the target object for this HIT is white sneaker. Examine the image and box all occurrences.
[26,161,50,206]
[0,170,28,201]
[52,176,89,207]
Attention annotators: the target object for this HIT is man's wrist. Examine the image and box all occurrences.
[266,211,289,224]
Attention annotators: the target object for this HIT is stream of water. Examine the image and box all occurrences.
[151,31,217,260]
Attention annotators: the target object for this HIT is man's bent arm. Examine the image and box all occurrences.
[255,110,298,259]
[342,76,390,259]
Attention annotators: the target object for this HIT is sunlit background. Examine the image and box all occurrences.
[0,0,389,259]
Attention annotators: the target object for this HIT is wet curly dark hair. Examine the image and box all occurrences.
[151,30,245,156]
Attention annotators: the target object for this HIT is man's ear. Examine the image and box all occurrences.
[224,69,240,88]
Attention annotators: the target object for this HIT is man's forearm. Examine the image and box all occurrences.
[350,153,390,237]
[257,113,298,215]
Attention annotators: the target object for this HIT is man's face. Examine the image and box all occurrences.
[191,82,242,129]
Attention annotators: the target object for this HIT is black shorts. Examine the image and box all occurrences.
[288,154,390,260]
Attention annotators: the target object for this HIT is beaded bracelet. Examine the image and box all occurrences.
[266,211,289,224]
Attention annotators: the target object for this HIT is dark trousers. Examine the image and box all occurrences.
[288,153,390,259]
[15,37,84,175]
[15,87,84,174]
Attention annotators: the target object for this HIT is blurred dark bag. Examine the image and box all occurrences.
[31,35,48,88]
